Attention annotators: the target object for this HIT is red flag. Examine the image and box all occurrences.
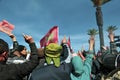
[67,36,71,48]
[40,26,58,47]
[67,36,73,53]
[0,20,14,35]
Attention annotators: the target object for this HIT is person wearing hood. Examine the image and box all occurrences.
[29,36,73,80]
[70,37,94,80]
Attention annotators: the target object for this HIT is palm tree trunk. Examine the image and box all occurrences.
[96,6,104,53]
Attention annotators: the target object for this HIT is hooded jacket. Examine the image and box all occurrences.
[29,43,73,80]
[70,51,94,80]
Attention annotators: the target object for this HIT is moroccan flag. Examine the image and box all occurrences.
[0,20,14,35]
[40,26,58,47]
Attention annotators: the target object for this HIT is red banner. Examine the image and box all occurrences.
[40,26,58,47]
[67,36,73,52]
[67,37,71,48]
[0,20,14,35]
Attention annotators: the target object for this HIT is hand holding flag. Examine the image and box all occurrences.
[61,36,67,44]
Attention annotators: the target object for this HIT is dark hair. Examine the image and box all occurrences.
[16,45,25,52]
[0,39,9,54]
[82,50,88,57]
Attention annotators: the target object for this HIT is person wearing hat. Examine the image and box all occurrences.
[0,34,39,80]
[29,36,73,80]
[44,43,62,67]
[35,36,71,68]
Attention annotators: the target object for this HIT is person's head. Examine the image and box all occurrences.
[44,43,63,67]
[82,50,88,58]
[0,39,9,62]
[16,45,27,56]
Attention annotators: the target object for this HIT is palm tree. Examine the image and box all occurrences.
[91,0,111,53]
[106,25,118,34]
[87,28,99,55]
[106,25,118,54]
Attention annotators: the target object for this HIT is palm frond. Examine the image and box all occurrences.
[106,25,118,32]
[91,0,111,7]
[87,28,99,36]
[102,0,111,5]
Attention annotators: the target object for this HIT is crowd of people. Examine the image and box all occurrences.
[0,20,120,80]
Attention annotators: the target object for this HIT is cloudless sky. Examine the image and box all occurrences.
[0,0,120,52]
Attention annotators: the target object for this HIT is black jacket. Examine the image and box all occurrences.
[0,43,39,80]
[29,43,73,80]
[9,41,19,58]
[30,62,72,80]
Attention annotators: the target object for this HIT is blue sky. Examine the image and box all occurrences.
[0,0,120,52]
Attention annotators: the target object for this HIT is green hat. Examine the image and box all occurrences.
[45,43,62,67]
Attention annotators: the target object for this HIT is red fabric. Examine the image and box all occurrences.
[40,26,58,47]
[67,37,73,52]
[0,20,14,34]
[67,37,71,48]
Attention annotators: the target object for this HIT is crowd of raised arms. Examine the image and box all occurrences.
[0,20,120,80]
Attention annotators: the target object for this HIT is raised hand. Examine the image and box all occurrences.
[23,33,34,44]
[61,36,67,44]
[89,37,95,51]
[78,50,86,61]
